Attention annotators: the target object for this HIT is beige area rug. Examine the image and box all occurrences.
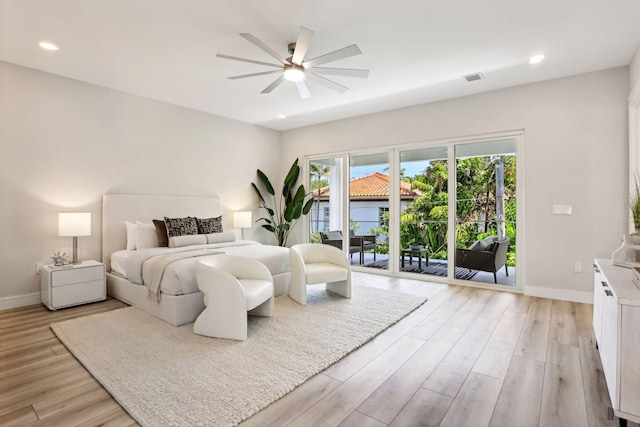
[51,285,427,427]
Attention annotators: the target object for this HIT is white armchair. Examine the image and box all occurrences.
[194,255,274,340]
[289,243,352,305]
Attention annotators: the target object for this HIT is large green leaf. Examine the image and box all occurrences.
[302,198,314,215]
[251,183,265,204]
[284,159,300,190]
[257,169,275,196]
[261,224,276,232]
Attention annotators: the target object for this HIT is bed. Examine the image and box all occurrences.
[102,194,290,326]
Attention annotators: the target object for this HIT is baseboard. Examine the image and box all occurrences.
[524,285,593,304]
[0,292,41,311]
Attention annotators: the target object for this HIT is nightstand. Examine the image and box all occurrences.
[40,260,106,310]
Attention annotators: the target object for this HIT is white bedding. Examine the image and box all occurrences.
[111,240,290,296]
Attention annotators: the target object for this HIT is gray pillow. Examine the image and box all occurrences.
[470,236,495,251]
[322,231,342,240]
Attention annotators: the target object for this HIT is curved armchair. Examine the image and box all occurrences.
[455,237,510,283]
[289,243,352,305]
[194,255,274,340]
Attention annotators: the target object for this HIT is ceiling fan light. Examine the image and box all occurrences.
[284,66,305,83]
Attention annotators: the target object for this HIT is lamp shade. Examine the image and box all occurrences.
[58,212,91,237]
[233,211,252,229]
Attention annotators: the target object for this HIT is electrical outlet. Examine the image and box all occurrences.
[36,263,43,274]
[574,262,582,273]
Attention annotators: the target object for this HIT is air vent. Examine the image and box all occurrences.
[463,72,484,82]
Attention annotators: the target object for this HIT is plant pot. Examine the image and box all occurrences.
[410,245,422,250]
[631,232,640,246]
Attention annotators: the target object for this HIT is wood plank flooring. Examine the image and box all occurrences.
[0,273,636,426]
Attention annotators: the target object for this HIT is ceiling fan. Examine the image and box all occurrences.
[217,27,369,99]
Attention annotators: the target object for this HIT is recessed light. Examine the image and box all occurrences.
[528,54,545,65]
[39,41,59,51]
[277,114,287,119]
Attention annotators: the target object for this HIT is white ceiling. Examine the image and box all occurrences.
[2,0,640,131]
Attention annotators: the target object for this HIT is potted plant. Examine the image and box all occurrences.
[631,176,640,234]
[252,158,314,247]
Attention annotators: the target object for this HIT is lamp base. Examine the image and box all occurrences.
[71,236,81,264]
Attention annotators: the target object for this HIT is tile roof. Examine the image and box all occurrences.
[312,172,422,198]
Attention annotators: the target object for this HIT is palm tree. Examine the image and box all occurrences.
[310,164,330,232]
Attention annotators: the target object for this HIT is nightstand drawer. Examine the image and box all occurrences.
[51,279,106,308]
[51,265,104,286]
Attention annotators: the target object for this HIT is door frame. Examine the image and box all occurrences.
[304,129,525,292]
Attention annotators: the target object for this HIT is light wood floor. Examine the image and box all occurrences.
[0,273,636,426]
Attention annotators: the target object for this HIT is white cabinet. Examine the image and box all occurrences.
[593,259,640,424]
[41,260,106,310]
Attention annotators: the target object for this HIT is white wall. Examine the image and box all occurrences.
[630,44,640,92]
[0,61,281,307]
[282,67,629,299]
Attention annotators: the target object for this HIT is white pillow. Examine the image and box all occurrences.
[136,221,160,249]
[169,234,207,248]
[206,232,236,244]
[125,221,136,250]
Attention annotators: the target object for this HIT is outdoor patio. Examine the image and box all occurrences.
[350,252,516,286]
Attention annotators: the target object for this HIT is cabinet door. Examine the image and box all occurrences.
[620,305,640,415]
[601,289,619,408]
[593,266,605,345]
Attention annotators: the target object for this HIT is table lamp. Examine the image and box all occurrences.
[58,212,91,264]
[233,211,252,240]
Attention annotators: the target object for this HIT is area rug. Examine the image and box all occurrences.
[51,285,427,427]
[366,259,478,280]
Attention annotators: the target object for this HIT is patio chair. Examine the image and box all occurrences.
[320,230,366,264]
[455,236,510,283]
[349,229,377,262]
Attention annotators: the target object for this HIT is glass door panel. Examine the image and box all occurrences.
[399,147,448,277]
[309,157,344,244]
[454,139,517,286]
[349,153,389,269]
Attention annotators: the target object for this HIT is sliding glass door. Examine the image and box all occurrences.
[306,134,521,289]
[349,153,390,270]
[398,147,448,278]
[454,139,517,286]
[308,157,345,243]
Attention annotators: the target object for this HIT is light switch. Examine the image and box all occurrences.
[552,204,572,215]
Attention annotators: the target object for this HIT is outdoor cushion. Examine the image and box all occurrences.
[469,236,496,251]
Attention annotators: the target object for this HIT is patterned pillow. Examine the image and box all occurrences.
[164,217,198,238]
[196,216,223,234]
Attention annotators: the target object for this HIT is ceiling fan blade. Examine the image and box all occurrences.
[261,75,286,94]
[310,67,369,78]
[291,27,315,65]
[228,70,283,80]
[308,73,348,93]
[216,54,282,68]
[303,44,362,68]
[240,33,291,66]
[296,82,311,99]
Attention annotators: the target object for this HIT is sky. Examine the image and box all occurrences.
[351,161,430,179]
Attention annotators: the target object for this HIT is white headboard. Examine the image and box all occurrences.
[102,194,222,270]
